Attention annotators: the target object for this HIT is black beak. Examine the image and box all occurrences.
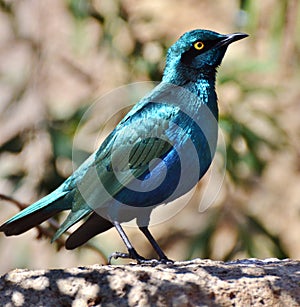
[215,32,248,48]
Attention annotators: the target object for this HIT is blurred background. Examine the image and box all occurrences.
[0,0,300,274]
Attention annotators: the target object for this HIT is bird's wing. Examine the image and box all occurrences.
[51,86,182,241]
[69,101,180,212]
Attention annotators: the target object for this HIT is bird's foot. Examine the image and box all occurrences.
[108,248,146,264]
[108,249,173,265]
[157,257,174,265]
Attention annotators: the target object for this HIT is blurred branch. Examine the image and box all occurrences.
[0,194,27,211]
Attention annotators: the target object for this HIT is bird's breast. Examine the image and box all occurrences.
[114,104,218,208]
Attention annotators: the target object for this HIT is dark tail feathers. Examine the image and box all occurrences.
[65,213,113,249]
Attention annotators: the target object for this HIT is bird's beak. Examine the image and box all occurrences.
[215,32,248,48]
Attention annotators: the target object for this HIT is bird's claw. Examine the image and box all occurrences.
[108,251,137,264]
[108,250,149,264]
[108,250,174,265]
[158,257,174,265]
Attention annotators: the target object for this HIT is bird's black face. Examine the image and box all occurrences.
[167,30,248,74]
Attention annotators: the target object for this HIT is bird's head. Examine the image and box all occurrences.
[163,29,248,82]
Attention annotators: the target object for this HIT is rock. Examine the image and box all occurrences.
[0,258,299,306]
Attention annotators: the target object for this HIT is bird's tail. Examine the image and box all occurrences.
[65,212,113,249]
[0,188,71,236]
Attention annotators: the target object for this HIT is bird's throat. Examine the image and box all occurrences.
[184,77,218,122]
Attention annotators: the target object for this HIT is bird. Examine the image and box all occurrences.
[0,29,248,264]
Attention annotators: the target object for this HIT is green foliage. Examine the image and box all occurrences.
[220,113,283,184]
[187,210,289,261]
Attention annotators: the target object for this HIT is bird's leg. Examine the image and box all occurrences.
[139,226,173,263]
[109,221,148,264]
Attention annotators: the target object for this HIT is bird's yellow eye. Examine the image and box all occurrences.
[194,41,204,50]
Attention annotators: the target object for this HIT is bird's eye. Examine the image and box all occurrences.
[194,41,205,50]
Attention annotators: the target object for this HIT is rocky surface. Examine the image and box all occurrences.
[0,258,299,306]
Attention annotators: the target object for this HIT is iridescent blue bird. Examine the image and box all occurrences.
[0,30,247,263]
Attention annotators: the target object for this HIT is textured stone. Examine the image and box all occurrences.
[0,258,299,306]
